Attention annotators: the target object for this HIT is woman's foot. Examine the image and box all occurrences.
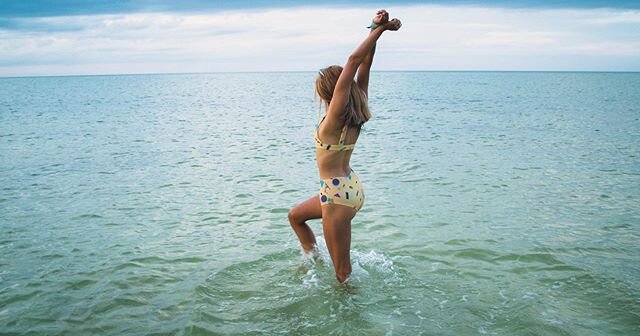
[301,244,319,260]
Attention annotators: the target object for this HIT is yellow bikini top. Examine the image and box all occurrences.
[314,115,356,151]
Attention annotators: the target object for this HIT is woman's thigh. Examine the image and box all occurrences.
[291,195,323,222]
[321,204,357,224]
[321,205,357,252]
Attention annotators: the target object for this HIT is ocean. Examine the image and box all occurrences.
[1,72,639,335]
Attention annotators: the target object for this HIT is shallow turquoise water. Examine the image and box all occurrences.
[1,72,639,335]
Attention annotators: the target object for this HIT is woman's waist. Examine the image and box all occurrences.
[316,151,355,177]
[317,166,356,180]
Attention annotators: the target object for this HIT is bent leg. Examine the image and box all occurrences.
[321,204,357,283]
[288,195,322,253]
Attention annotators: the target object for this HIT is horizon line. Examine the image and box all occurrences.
[2,69,640,79]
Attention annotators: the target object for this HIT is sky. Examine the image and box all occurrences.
[1,1,639,76]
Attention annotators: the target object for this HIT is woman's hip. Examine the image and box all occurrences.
[318,170,365,211]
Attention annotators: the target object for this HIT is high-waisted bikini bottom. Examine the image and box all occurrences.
[319,169,364,211]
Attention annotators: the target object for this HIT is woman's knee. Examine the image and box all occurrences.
[288,207,301,225]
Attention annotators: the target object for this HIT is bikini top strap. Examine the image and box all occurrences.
[338,124,348,145]
[316,115,326,130]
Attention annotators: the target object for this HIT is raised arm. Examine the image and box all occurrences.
[324,16,402,129]
[356,39,376,97]
[357,10,389,96]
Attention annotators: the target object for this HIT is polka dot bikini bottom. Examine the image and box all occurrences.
[319,169,364,211]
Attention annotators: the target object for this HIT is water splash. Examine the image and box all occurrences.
[294,236,400,286]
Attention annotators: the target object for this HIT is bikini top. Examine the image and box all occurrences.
[314,116,356,151]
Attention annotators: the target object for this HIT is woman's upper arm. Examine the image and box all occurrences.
[324,57,360,130]
[356,64,371,97]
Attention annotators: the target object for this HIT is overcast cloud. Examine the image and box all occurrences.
[1,3,639,76]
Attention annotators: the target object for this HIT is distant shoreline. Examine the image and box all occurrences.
[2,70,639,79]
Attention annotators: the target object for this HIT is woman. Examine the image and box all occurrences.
[288,10,402,283]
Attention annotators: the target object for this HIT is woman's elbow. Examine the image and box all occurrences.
[347,54,364,65]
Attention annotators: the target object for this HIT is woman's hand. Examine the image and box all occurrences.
[372,9,389,26]
[384,18,402,31]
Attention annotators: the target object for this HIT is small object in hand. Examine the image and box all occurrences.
[368,9,389,30]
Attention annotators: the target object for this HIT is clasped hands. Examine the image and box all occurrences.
[372,9,402,31]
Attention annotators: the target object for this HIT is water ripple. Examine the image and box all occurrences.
[1,72,639,335]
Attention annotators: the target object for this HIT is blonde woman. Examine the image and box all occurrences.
[288,10,402,283]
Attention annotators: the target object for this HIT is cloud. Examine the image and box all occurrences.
[2,1,640,18]
[396,6,640,59]
[0,5,639,76]
[582,10,640,24]
[561,42,640,56]
[463,32,559,47]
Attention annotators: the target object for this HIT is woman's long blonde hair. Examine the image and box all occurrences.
[316,65,371,127]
